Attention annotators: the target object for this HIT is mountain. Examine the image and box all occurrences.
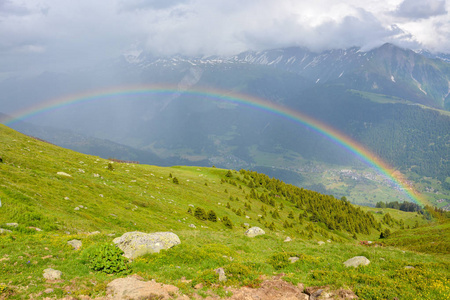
[233,43,450,109]
[1,43,449,208]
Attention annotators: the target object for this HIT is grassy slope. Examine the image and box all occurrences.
[0,124,449,299]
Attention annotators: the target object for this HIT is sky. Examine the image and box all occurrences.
[1,0,449,76]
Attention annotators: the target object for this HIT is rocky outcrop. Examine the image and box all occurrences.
[113,231,181,259]
[106,275,189,300]
[244,227,265,237]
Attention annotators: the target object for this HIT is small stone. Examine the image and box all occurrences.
[90,231,100,235]
[74,207,80,211]
[244,227,265,238]
[57,172,71,177]
[6,223,18,227]
[289,257,299,263]
[189,224,196,228]
[284,237,292,242]
[68,239,82,250]
[0,228,12,234]
[318,241,325,245]
[194,283,203,289]
[43,268,62,280]
[327,239,331,243]
[44,288,54,294]
[79,205,84,209]
[343,256,370,268]
[215,268,227,282]
[404,266,415,269]
[64,197,70,200]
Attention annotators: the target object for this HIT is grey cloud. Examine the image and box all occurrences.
[118,0,189,11]
[0,0,31,16]
[394,0,447,19]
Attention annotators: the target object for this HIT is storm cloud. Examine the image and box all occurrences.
[0,0,449,77]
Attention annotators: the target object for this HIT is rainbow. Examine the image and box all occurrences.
[2,84,428,206]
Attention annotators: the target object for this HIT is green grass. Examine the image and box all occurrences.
[0,124,449,299]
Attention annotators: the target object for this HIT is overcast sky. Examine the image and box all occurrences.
[1,0,449,77]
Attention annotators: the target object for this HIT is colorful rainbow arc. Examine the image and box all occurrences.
[2,84,428,206]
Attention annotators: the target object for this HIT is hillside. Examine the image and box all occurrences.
[1,124,449,299]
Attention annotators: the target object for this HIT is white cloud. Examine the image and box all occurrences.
[0,0,449,76]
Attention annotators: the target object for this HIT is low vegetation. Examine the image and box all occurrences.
[0,124,449,299]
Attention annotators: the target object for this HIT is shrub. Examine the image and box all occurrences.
[83,243,130,274]
[267,252,301,270]
[222,216,233,229]
[207,210,218,222]
[107,163,114,171]
[380,228,391,239]
[194,207,207,220]
[173,177,179,184]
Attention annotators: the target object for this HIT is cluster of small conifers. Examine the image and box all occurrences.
[187,206,233,228]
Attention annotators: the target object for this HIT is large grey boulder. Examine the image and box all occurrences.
[244,227,265,237]
[43,268,62,280]
[113,231,181,259]
[343,256,370,268]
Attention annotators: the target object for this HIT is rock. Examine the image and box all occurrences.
[113,231,181,259]
[327,239,332,243]
[89,231,100,235]
[43,268,62,280]
[28,226,42,231]
[215,267,227,282]
[318,241,325,245]
[189,224,196,228]
[79,205,84,208]
[74,207,80,211]
[64,197,70,200]
[404,266,415,269]
[343,256,370,268]
[68,239,82,250]
[6,223,18,227]
[289,257,299,263]
[106,275,189,300]
[194,283,203,290]
[57,172,71,177]
[0,228,12,234]
[244,227,265,238]
[284,236,292,242]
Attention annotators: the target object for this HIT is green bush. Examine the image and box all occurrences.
[83,243,130,274]
[194,207,207,220]
[207,210,218,222]
[222,216,233,229]
[380,228,391,239]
